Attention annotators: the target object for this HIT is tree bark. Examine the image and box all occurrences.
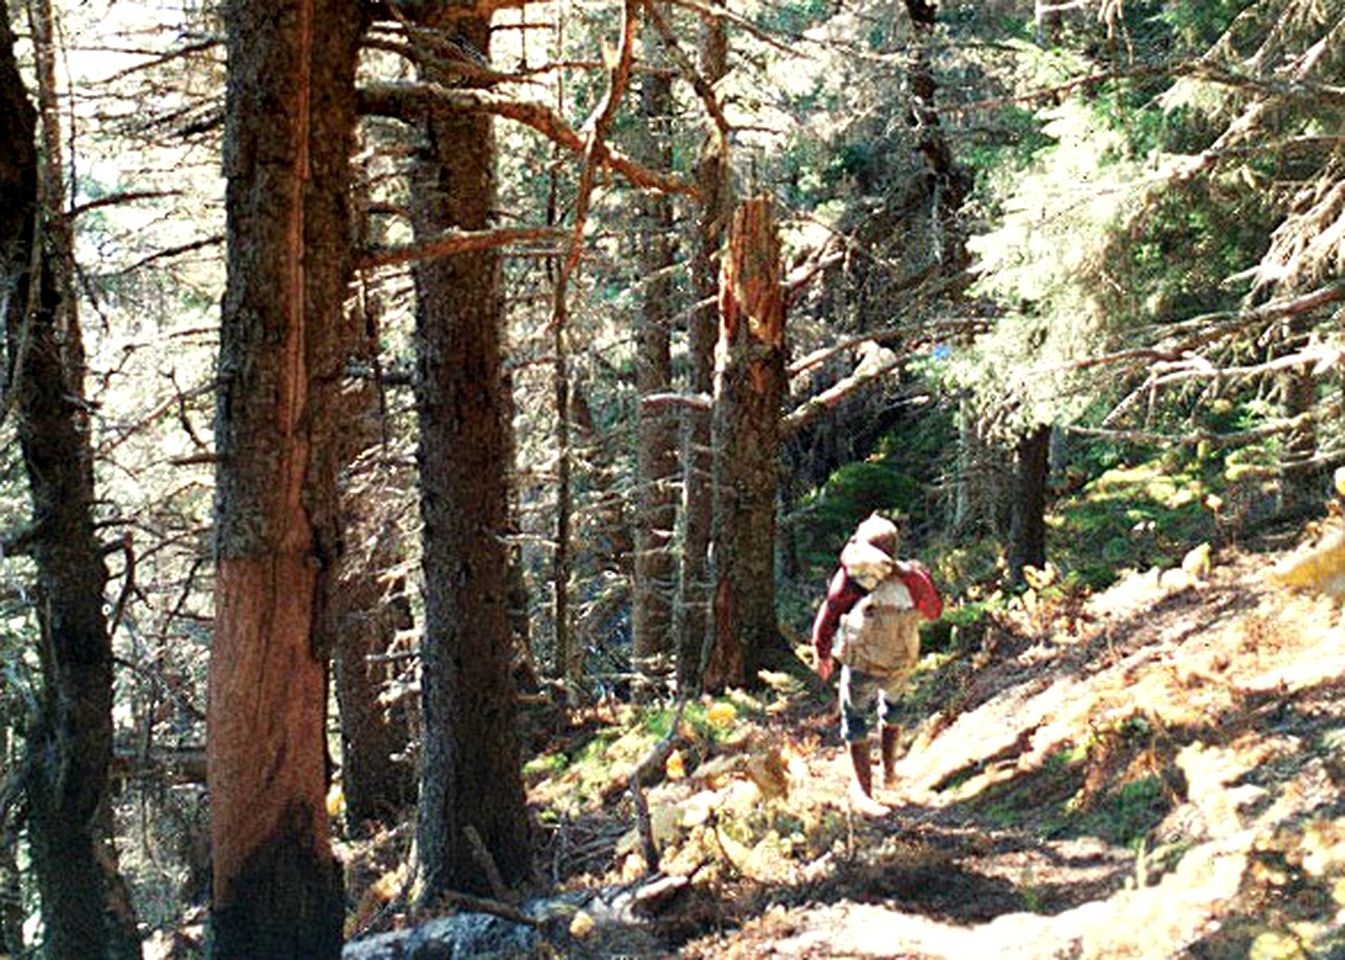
[330,200,415,830]
[631,36,678,692]
[1,3,139,955]
[408,10,531,900]
[208,0,363,953]
[1009,424,1050,586]
[703,197,786,692]
[678,4,729,693]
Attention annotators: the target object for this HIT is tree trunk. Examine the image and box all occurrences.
[208,0,362,953]
[703,197,786,692]
[1034,0,1062,47]
[408,11,531,900]
[334,544,415,828]
[903,0,970,274]
[503,365,536,686]
[1,4,139,955]
[631,44,678,692]
[553,330,577,699]
[1009,424,1050,586]
[678,5,730,693]
[330,202,415,829]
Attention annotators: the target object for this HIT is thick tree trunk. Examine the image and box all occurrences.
[678,6,730,693]
[1,5,138,956]
[703,197,786,692]
[1009,424,1050,586]
[208,0,362,954]
[631,49,678,691]
[408,11,531,899]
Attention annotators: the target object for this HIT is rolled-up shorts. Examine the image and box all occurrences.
[838,664,907,742]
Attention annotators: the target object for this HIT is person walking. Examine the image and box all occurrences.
[811,513,942,815]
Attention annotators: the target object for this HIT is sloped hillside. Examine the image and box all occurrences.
[680,548,1345,959]
[342,542,1345,959]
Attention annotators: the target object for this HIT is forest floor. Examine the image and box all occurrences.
[515,537,1345,959]
[339,531,1345,959]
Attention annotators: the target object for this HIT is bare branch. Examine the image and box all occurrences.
[67,190,180,219]
[782,353,908,437]
[115,235,223,275]
[356,225,566,270]
[639,391,713,411]
[1049,280,1345,376]
[663,0,807,58]
[357,81,695,196]
[646,1,729,135]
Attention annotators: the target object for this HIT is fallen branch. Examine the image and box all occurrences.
[464,825,513,904]
[602,698,687,805]
[441,890,538,927]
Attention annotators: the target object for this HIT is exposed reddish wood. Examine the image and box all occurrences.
[210,556,328,902]
[705,196,786,692]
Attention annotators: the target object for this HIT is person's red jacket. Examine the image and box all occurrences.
[811,561,942,665]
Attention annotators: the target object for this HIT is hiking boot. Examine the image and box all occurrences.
[880,725,901,790]
[848,740,890,817]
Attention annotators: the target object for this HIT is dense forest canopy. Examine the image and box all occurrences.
[0,0,1343,956]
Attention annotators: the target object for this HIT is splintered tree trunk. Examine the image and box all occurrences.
[409,11,531,900]
[1009,424,1050,586]
[678,4,730,693]
[1,4,138,956]
[208,0,362,954]
[631,49,678,690]
[703,197,786,692]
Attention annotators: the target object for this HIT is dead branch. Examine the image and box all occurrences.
[464,825,513,903]
[1051,280,1345,376]
[630,768,659,874]
[639,391,712,411]
[547,0,641,338]
[663,0,807,57]
[441,890,539,927]
[357,225,565,270]
[109,745,207,785]
[781,353,906,437]
[115,235,223,275]
[646,2,730,136]
[357,81,695,197]
[67,190,181,219]
[600,698,686,805]
[106,532,134,640]
[789,325,912,377]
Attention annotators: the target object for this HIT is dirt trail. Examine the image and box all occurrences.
[669,550,1345,959]
[342,545,1345,958]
